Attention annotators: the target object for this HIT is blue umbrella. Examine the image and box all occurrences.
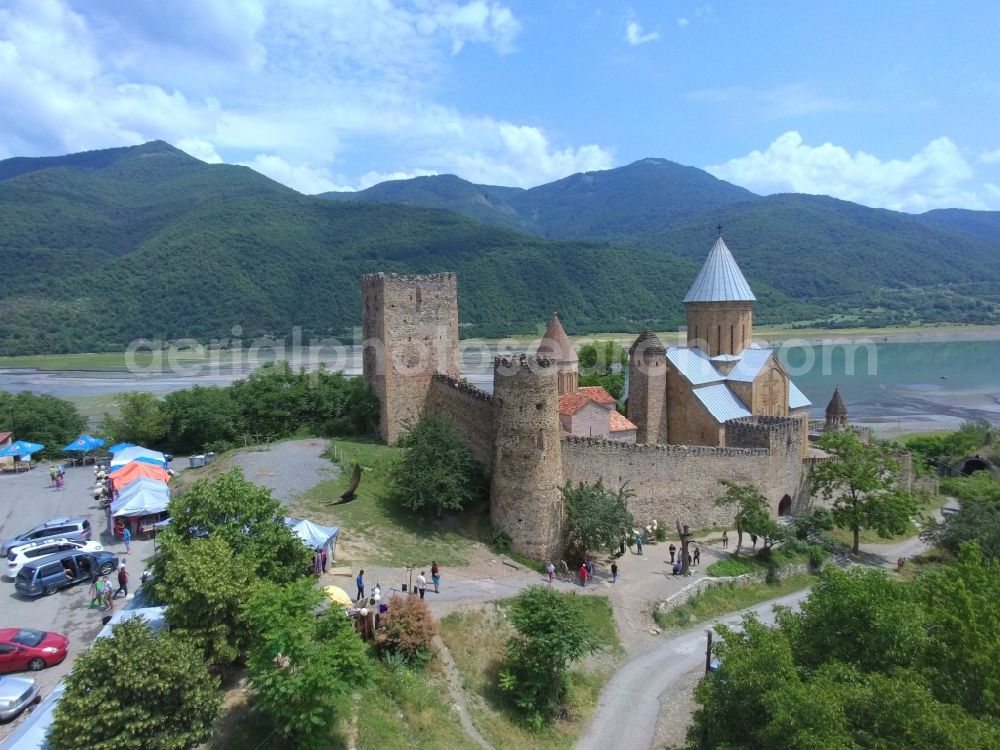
[0,440,45,457]
[108,442,136,454]
[62,434,104,452]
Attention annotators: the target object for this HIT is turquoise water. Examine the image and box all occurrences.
[779,339,1000,427]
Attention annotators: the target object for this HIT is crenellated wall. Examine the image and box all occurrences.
[562,415,807,527]
[425,373,496,468]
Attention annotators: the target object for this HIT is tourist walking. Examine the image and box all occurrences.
[579,563,589,587]
[102,576,114,611]
[122,526,131,555]
[113,564,128,599]
[546,561,555,583]
[431,561,440,593]
[356,569,365,601]
[751,534,758,550]
[611,562,618,583]
[635,534,643,555]
[721,530,729,548]
[693,546,701,566]
[416,571,427,599]
[88,576,102,609]
[668,543,676,563]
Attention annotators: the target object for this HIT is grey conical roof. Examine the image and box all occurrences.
[683,236,756,303]
[825,387,848,417]
[629,329,666,354]
[537,311,577,363]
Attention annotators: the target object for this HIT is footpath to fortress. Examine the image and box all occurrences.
[360,235,849,561]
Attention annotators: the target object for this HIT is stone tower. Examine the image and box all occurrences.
[537,311,578,395]
[490,354,565,560]
[825,387,848,430]
[361,272,460,444]
[627,330,668,444]
[684,234,755,356]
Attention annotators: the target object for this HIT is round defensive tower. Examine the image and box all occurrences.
[490,353,565,561]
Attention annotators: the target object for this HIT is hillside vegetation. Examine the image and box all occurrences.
[1,142,999,355]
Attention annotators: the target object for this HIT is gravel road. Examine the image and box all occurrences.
[227,439,339,504]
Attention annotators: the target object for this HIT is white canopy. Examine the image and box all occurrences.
[110,477,171,517]
[285,518,340,549]
[109,446,167,470]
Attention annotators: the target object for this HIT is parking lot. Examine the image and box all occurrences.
[0,463,156,740]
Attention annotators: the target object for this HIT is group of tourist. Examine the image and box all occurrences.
[88,564,129,612]
[48,463,66,490]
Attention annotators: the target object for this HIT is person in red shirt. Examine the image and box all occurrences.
[579,563,589,587]
[113,564,129,599]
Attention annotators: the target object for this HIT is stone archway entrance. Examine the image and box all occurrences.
[957,457,991,476]
[778,494,792,516]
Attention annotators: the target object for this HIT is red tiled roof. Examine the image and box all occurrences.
[558,386,617,416]
[609,411,637,433]
[0,432,11,443]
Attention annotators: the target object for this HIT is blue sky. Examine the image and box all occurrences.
[1,0,999,211]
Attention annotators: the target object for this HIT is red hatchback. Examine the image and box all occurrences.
[0,628,69,672]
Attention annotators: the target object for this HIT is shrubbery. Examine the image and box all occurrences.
[374,594,437,664]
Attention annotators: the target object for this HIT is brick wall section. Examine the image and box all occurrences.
[361,272,459,444]
[664,366,725,446]
[425,374,496,468]
[562,415,807,528]
[627,344,668,444]
[685,301,753,356]
[490,354,565,561]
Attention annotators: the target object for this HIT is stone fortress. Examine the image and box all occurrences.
[362,235,827,561]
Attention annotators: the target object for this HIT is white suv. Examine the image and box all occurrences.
[5,539,104,580]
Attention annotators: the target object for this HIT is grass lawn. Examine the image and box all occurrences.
[290,437,484,568]
[705,555,770,577]
[653,572,816,633]
[439,594,620,750]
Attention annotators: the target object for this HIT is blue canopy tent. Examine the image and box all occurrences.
[285,518,340,562]
[0,441,44,456]
[109,446,167,470]
[61,435,105,452]
[107,442,135,454]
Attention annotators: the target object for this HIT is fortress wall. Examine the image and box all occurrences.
[425,374,495,468]
[562,437,771,528]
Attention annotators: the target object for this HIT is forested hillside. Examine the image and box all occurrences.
[1,141,998,356]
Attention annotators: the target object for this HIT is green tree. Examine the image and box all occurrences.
[374,593,438,664]
[100,391,168,447]
[499,586,601,725]
[561,479,634,556]
[811,431,917,552]
[578,341,628,399]
[922,473,1000,559]
[49,617,220,750]
[161,385,240,453]
[386,415,488,515]
[0,391,86,459]
[159,468,311,583]
[156,536,257,667]
[242,579,373,749]
[714,481,786,551]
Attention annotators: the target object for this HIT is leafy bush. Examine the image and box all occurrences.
[808,545,827,571]
[375,594,437,664]
[0,390,86,460]
[490,530,512,553]
[654,523,668,542]
[561,479,635,555]
[50,617,220,750]
[386,416,489,516]
[499,586,601,726]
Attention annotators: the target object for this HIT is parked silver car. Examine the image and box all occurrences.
[0,674,39,721]
[1,518,93,557]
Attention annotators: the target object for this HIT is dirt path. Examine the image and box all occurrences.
[227,438,339,504]
[433,634,494,750]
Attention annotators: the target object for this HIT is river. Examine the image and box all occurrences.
[2,339,999,435]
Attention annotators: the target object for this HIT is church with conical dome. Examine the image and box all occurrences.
[627,233,811,452]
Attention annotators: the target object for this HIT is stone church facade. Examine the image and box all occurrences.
[362,236,814,560]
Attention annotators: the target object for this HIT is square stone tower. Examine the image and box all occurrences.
[361,273,460,444]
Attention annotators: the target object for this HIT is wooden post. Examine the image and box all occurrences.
[705,629,713,674]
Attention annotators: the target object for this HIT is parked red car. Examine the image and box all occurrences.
[0,628,69,672]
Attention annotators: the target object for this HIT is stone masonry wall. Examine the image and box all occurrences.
[425,374,496,468]
[361,272,459,444]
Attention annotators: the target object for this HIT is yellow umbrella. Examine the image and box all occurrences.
[323,585,354,608]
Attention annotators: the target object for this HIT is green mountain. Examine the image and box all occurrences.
[1,141,998,356]
[0,142,817,355]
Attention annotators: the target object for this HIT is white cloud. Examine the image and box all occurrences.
[240,154,349,194]
[706,131,1000,212]
[979,148,1000,164]
[677,17,689,28]
[0,0,608,191]
[625,20,659,46]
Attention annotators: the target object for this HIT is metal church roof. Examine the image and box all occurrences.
[693,383,753,423]
[666,347,722,385]
[683,236,756,303]
[788,382,812,410]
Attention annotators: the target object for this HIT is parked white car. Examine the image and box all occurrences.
[5,539,104,580]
